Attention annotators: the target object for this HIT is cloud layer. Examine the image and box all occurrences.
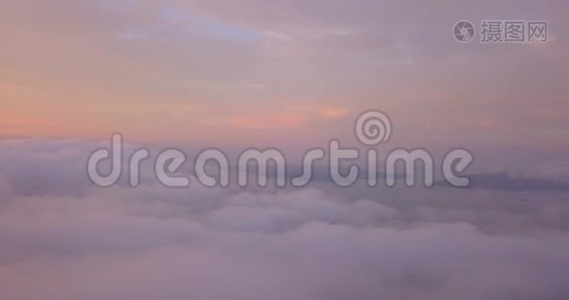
[1,139,569,299]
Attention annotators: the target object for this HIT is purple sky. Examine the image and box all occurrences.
[1,1,569,299]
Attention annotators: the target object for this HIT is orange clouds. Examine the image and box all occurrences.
[229,107,348,130]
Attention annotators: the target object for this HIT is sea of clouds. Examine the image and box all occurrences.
[1,138,569,300]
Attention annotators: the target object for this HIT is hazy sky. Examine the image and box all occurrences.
[2,1,569,299]
[2,0,568,163]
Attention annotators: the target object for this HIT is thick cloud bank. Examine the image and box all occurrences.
[1,139,569,300]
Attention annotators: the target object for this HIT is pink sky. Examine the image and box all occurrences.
[1,0,568,168]
[2,2,569,299]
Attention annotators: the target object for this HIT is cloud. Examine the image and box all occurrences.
[1,139,569,299]
[436,172,569,192]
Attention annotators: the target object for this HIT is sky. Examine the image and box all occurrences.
[1,0,569,299]
[2,1,568,157]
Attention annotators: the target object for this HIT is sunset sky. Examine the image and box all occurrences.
[1,1,569,299]
[2,1,567,157]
